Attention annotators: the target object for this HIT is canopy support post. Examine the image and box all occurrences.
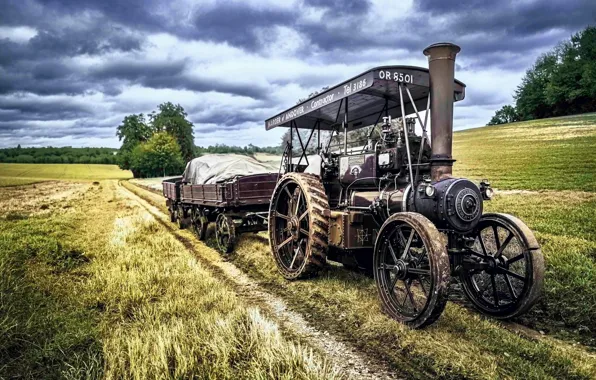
[343,100,349,154]
[399,84,415,189]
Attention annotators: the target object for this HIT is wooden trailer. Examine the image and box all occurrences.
[163,173,278,253]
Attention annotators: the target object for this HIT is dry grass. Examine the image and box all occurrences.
[0,181,342,379]
[0,163,132,186]
[125,181,596,380]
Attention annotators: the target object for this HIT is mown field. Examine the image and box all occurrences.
[453,113,596,191]
[0,163,132,186]
[1,114,595,379]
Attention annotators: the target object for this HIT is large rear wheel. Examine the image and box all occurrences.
[373,213,450,328]
[269,173,329,279]
[459,213,544,319]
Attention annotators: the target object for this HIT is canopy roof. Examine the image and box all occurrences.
[265,65,466,131]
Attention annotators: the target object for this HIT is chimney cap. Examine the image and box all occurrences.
[423,42,461,57]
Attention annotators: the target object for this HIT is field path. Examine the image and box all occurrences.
[116,181,403,380]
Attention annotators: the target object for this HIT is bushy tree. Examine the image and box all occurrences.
[488,105,519,125]
[514,25,596,121]
[116,114,152,176]
[150,103,195,162]
[129,132,185,177]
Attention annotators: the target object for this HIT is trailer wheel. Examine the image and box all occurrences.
[177,205,189,229]
[269,173,329,280]
[191,207,209,240]
[215,214,236,254]
[169,204,176,223]
[459,213,544,319]
[373,212,450,328]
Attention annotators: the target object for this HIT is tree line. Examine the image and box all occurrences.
[489,25,596,125]
[0,146,118,164]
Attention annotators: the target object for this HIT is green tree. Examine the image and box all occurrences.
[150,103,195,162]
[514,25,596,121]
[116,114,152,176]
[488,105,519,125]
[130,132,185,177]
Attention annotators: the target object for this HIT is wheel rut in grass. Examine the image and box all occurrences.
[117,181,403,380]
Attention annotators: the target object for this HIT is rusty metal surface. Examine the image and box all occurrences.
[423,43,461,181]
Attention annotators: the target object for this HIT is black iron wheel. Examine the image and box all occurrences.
[191,207,208,241]
[215,214,236,254]
[269,173,329,280]
[177,205,188,229]
[169,204,176,223]
[460,213,544,319]
[373,212,450,328]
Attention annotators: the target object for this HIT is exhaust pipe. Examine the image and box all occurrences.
[423,43,461,181]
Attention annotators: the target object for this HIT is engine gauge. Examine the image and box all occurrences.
[378,152,391,166]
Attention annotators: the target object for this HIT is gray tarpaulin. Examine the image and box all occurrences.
[182,154,279,184]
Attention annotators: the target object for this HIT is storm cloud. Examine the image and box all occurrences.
[0,0,594,148]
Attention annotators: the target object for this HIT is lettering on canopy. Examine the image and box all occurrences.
[266,71,375,129]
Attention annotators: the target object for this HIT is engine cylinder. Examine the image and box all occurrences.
[412,178,483,232]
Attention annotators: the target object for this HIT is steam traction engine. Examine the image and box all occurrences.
[265,43,545,328]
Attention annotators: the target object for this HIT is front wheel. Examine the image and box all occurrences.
[373,213,450,329]
[459,213,544,319]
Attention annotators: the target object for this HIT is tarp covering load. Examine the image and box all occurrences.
[182,154,279,184]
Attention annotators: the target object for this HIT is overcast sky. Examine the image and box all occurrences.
[1,0,594,149]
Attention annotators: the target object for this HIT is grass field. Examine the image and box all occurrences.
[0,163,132,186]
[453,113,596,191]
[124,181,596,379]
[0,182,340,379]
[1,113,595,378]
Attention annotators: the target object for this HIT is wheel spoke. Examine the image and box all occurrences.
[275,211,291,221]
[397,228,407,247]
[298,210,308,221]
[508,253,524,264]
[289,245,301,269]
[504,274,518,300]
[404,280,418,312]
[497,267,526,282]
[387,243,399,264]
[277,236,293,250]
[495,232,513,258]
[408,267,430,276]
[416,277,428,295]
[402,229,414,259]
[294,189,302,215]
[490,274,499,306]
[382,264,397,271]
[492,225,501,251]
[299,228,309,236]
[478,232,488,255]
[283,186,293,200]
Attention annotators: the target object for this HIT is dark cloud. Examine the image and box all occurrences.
[0,0,594,147]
[192,3,293,50]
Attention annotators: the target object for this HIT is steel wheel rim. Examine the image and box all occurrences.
[376,222,434,320]
[216,215,231,251]
[271,180,310,273]
[461,219,531,315]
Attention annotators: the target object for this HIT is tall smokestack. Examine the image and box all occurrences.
[423,43,461,181]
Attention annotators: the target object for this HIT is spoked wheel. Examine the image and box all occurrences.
[373,213,450,328]
[191,207,208,241]
[177,205,189,229]
[215,214,236,254]
[460,213,544,319]
[169,204,177,223]
[269,173,329,280]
